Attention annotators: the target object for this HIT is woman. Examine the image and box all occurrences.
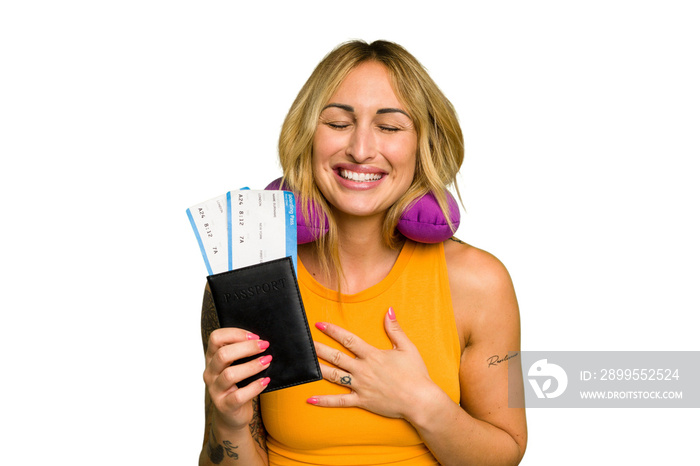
[200,40,526,465]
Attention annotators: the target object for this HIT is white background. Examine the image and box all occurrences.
[1,1,698,464]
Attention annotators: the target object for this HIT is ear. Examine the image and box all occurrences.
[265,178,460,244]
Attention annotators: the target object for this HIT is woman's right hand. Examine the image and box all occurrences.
[203,328,272,432]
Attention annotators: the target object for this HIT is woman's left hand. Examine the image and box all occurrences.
[308,307,438,420]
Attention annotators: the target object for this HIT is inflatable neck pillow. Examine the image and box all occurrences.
[265,178,460,244]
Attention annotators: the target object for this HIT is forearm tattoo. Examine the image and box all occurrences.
[201,285,220,351]
[206,430,224,463]
[206,429,239,463]
[250,396,267,452]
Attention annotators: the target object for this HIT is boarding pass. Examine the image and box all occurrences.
[187,190,297,275]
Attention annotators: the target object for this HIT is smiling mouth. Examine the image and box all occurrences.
[339,169,383,182]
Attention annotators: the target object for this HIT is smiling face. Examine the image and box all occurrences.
[312,61,418,220]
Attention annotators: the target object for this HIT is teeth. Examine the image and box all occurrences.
[340,169,382,182]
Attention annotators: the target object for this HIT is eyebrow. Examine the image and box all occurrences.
[322,103,411,118]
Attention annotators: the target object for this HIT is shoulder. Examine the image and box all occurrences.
[442,237,519,347]
[443,237,514,299]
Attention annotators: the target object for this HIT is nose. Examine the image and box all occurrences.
[346,124,376,163]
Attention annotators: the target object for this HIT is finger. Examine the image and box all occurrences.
[306,392,359,408]
[315,322,370,358]
[212,354,273,394]
[221,376,271,411]
[314,341,358,372]
[206,327,260,361]
[206,339,271,380]
[318,362,355,388]
[384,307,411,350]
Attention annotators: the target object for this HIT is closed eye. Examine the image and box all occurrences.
[327,122,351,130]
[378,125,400,133]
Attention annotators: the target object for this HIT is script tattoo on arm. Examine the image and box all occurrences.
[487,352,519,368]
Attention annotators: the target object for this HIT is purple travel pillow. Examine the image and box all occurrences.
[265,178,460,244]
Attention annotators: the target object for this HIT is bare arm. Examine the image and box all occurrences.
[199,284,269,466]
[405,238,526,465]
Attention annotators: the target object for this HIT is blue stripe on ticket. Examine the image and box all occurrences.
[284,191,297,272]
[186,208,213,276]
[226,191,233,271]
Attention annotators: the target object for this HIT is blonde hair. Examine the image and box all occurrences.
[278,40,464,280]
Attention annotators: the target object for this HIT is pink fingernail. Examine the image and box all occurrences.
[388,307,396,321]
[258,340,270,350]
[315,322,328,331]
[260,377,271,387]
[306,397,319,405]
[247,332,260,340]
[259,355,273,366]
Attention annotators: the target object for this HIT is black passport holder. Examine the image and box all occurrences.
[206,257,322,393]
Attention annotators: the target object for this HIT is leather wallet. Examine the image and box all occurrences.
[206,257,322,393]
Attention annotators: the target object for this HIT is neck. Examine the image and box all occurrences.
[336,211,386,254]
[299,210,405,294]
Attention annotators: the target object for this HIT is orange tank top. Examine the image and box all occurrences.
[261,241,461,466]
